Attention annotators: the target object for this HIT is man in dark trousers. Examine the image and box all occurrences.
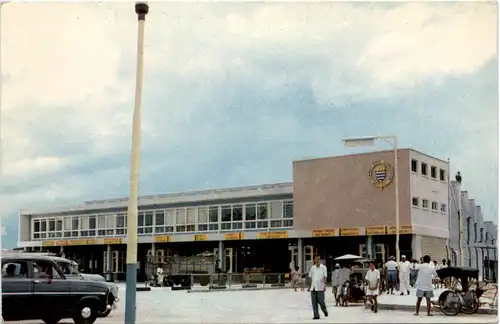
[308,256,328,320]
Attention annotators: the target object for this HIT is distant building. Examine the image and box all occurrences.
[16,149,496,280]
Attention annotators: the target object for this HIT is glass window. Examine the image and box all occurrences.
[431,201,438,210]
[186,208,196,224]
[63,217,72,230]
[245,204,256,220]
[56,219,63,231]
[257,203,268,219]
[116,214,125,228]
[2,260,28,279]
[165,210,174,225]
[98,215,106,229]
[440,203,447,212]
[138,212,144,227]
[106,214,116,228]
[89,216,96,229]
[144,212,153,227]
[422,199,429,209]
[411,159,418,172]
[72,217,79,230]
[41,220,47,232]
[232,205,243,221]
[221,206,231,222]
[412,197,419,207]
[439,169,446,181]
[270,201,282,219]
[208,207,218,223]
[430,166,437,179]
[421,163,428,176]
[198,207,208,223]
[81,216,89,230]
[33,261,62,279]
[34,220,40,232]
[48,219,56,231]
[155,210,165,225]
[176,209,186,224]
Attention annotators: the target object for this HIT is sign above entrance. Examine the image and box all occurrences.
[154,235,171,243]
[312,228,337,237]
[368,160,394,190]
[42,240,68,247]
[224,233,243,240]
[194,234,207,241]
[365,226,386,235]
[66,239,88,246]
[340,228,360,236]
[103,238,121,245]
[257,231,288,239]
[386,225,412,235]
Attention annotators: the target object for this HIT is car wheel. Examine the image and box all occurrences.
[43,316,61,324]
[98,307,112,318]
[73,301,98,324]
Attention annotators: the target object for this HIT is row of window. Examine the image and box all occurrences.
[465,218,495,245]
[412,197,447,213]
[411,159,446,181]
[31,200,294,240]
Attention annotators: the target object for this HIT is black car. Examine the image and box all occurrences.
[2,253,111,324]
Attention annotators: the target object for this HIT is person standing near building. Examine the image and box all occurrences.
[384,256,398,294]
[291,266,302,291]
[365,262,381,313]
[156,265,164,287]
[414,255,438,317]
[331,263,341,306]
[308,256,328,320]
[398,255,411,295]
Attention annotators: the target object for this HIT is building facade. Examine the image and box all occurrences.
[448,180,498,279]
[16,149,495,280]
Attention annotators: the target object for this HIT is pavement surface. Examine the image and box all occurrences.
[9,284,498,323]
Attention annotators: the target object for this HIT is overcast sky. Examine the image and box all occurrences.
[1,2,497,248]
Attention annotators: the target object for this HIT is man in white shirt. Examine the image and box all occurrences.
[414,255,438,316]
[364,262,380,313]
[156,266,164,287]
[384,256,398,294]
[398,255,411,295]
[331,263,341,306]
[308,256,328,320]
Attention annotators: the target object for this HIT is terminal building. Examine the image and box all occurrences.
[16,149,497,280]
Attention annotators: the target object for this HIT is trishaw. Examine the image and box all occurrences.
[333,255,373,304]
[434,266,498,316]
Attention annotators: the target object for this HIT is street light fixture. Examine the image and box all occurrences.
[125,3,148,324]
[342,135,400,263]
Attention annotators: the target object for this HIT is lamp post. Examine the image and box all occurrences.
[0,1,11,322]
[455,171,464,266]
[125,3,148,324]
[342,135,400,263]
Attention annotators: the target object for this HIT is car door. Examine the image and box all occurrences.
[32,259,74,318]
[1,258,35,320]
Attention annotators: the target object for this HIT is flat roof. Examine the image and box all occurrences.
[21,182,293,216]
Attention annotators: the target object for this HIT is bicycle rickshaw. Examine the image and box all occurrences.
[434,266,498,316]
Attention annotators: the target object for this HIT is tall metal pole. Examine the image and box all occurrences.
[125,3,148,324]
[393,136,400,263]
[456,172,464,266]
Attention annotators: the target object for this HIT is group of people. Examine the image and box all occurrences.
[303,254,446,319]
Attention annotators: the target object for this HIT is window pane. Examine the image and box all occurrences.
[81,216,89,230]
[40,220,47,232]
[165,210,174,226]
[245,204,256,220]
[232,205,243,221]
[198,207,208,223]
[56,220,63,231]
[176,209,186,224]
[64,217,72,230]
[221,206,231,222]
[144,212,153,226]
[48,219,55,231]
[257,203,268,219]
[208,207,218,223]
[72,217,79,230]
[89,216,96,229]
[98,215,106,229]
[116,214,125,228]
[186,208,196,224]
[155,210,165,226]
[34,220,40,232]
[270,201,282,219]
[106,214,116,228]
[138,212,144,227]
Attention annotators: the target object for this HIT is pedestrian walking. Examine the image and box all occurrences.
[291,266,302,291]
[413,255,438,317]
[384,256,397,294]
[398,255,411,295]
[308,256,328,320]
[365,262,380,313]
[331,263,341,306]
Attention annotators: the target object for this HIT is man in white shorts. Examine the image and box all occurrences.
[414,255,438,316]
[364,262,380,313]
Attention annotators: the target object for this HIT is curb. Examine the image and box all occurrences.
[368,303,497,315]
[188,286,290,293]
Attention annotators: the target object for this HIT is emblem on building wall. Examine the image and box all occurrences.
[368,160,394,189]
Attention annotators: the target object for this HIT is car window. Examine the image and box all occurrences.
[32,260,62,279]
[1,260,28,279]
[57,262,72,275]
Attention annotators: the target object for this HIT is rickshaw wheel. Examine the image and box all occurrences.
[460,291,480,314]
[438,290,461,316]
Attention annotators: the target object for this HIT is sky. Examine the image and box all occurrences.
[1,2,497,248]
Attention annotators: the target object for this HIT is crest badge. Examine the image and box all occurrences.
[368,160,394,189]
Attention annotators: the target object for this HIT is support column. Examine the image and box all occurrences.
[106,244,112,282]
[218,241,225,271]
[366,236,373,258]
[411,234,422,260]
[297,238,304,273]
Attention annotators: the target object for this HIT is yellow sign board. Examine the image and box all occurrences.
[312,228,337,237]
[55,240,68,246]
[257,231,288,239]
[340,228,360,236]
[194,234,207,241]
[386,225,412,235]
[86,239,98,245]
[365,226,386,235]
[154,235,171,243]
[103,238,122,245]
[66,239,88,246]
[42,241,54,247]
[224,233,243,240]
